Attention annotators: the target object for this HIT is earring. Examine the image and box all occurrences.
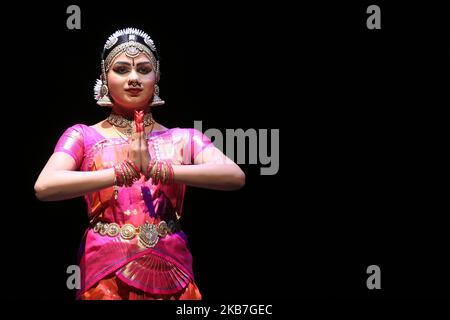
[94,67,113,107]
[96,82,113,107]
[150,84,165,106]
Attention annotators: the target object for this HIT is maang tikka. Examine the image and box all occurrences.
[94,28,165,107]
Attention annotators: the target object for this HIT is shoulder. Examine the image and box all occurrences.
[61,123,88,136]
[170,127,205,136]
[59,123,99,142]
[186,128,211,140]
[167,127,199,139]
[89,119,112,130]
[174,128,213,147]
[155,128,194,146]
[152,122,169,132]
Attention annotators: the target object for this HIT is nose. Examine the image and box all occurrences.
[128,69,139,82]
[128,70,142,87]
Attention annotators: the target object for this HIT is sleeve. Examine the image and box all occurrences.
[188,128,214,164]
[54,124,85,169]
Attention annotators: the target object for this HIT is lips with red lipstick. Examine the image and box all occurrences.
[125,88,143,96]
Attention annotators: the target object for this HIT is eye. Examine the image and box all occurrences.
[113,67,129,74]
[138,67,152,74]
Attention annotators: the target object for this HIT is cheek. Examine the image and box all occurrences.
[107,74,128,101]
[107,74,125,91]
[142,73,157,88]
[140,75,157,97]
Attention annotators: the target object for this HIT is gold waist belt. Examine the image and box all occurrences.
[92,220,180,248]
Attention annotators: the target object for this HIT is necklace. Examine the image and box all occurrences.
[112,121,155,142]
[107,112,155,137]
[112,124,130,142]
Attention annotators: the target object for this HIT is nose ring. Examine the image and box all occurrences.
[129,80,141,87]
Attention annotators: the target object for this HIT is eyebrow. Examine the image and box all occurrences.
[113,61,152,66]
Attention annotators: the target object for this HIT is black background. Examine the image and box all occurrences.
[2,0,448,304]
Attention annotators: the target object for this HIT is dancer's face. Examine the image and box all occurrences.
[107,52,156,110]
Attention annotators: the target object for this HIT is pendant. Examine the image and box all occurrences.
[138,222,159,248]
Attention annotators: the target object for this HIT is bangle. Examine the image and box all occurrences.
[145,159,174,185]
[120,162,132,186]
[114,160,141,188]
[124,161,140,186]
[145,159,157,181]
[113,164,125,199]
[126,159,141,176]
[167,161,174,184]
[162,162,168,184]
[114,164,124,186]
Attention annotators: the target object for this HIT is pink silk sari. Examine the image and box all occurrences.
[54,124,213,299]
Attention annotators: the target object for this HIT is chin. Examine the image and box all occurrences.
[117,99,149,109]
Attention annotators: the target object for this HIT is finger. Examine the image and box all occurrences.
[134,110,144,133]
[130,132,141,160]
[132,131,141,146]
[140,131,147,150]
[140,132,150,173]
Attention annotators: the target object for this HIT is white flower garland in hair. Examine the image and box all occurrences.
[94,79,103,100]
[104,27,157,52]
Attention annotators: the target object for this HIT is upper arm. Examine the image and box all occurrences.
[36,125,85,185]
[42,151,78,172]
[53,124,85,169]
[34,152,78,191]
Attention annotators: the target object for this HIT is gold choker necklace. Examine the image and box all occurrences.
[107,112,155,136]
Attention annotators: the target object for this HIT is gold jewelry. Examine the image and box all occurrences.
[112,124,129,141]
[92,219,180,247]
[107,112,155,137]
[145,121,155,141]
[150,84,165,107]
[145,160,174,185]
[112,120,155,143]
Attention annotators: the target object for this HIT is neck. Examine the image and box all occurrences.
[111,106,151,120]
[107,109,155,133]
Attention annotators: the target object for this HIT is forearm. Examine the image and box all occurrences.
[172,163,245,191]
[35,163,245,201]
[35,168,115,201]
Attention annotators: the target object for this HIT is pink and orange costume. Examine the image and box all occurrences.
[54,124,213,299]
